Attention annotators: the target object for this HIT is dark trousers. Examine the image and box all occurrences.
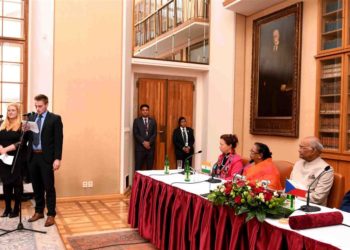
[135,150,154,170]
[3,178,22,212]
[29,154,56,216]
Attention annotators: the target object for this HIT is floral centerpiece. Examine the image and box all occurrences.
[207,180,293,222]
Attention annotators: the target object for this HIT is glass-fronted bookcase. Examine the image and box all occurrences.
[320,0,343,51]
[317,0,350,194]
[317,56,342,151]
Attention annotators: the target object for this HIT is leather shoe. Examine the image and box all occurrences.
[44,216,55,227]
[1,210,11,217]
[28,213,44,222]
[9,211,19,218]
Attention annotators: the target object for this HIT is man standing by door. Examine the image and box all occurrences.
[173,117,195,168]
[26,94,63,227]
[133,104,157,170]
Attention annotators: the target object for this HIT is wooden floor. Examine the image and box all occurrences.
[0,196,131,249]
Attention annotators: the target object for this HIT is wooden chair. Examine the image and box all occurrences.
[327,173,345,209]
[273,160,294,189]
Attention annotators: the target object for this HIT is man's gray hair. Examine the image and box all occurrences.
[306,136,324,152]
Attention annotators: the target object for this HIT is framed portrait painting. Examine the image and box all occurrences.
[250,3,303,137]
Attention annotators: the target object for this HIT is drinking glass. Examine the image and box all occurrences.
[177,160,183,170]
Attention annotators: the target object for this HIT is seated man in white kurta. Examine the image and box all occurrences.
[290,136,334,206]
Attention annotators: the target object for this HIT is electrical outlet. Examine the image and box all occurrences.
[82,181,88,188]
[87,181,93,188]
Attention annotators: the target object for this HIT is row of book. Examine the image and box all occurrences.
[320,117,340,130]
[321,81,340,95]
[324,18,342,33]
[320,102,340,113]
[325,0,342,14]
[320,136,339,149]
[321,63,341,78]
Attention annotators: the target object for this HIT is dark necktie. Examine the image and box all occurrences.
[33,114,43,146]
[144,118,149,135]
[182,128,188,144]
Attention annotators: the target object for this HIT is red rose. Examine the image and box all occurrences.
[234,195,242,205]
[253,187,264,194]
[236,180,245,187]
[248,182,256,189]
[264,192,273,202]
[224,182,233,195]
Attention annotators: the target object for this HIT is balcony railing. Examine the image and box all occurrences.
[133,0,210,57]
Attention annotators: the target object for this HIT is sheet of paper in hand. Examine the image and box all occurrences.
[0,153,14,165]
[23,121,39,133]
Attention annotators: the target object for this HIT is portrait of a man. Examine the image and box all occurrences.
[250,3,302,137]
[258,15,295,117]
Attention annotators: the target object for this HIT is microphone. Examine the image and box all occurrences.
[179,150,203,175]
[23,112,35,117]
[300,166,331,212]
[206,163,222,183]
[0,115,3,120]
[185,150,202,161]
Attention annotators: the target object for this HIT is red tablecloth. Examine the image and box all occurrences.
[128,172,339,250]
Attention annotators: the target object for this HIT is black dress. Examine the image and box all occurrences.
[0,129,22,184]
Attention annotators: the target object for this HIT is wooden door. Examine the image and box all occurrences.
[137,78,194,170]
[167,80,194,168]
[138,78,167,170]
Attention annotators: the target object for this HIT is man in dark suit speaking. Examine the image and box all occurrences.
[25,94,63,227]
[173,117,195,168]
[133,104,157,171]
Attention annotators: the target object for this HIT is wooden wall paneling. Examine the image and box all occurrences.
[166,80,194,168]
[138,78,167,170]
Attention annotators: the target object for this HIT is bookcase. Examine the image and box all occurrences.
[320,0,343,51]
[318,56,341,151]
[316,0,350,193]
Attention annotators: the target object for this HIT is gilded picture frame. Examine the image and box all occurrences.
[250,3,303,137]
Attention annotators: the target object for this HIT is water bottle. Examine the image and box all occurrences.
[184,160,190,182]
[287,194,295,210]
[164,155,170,174]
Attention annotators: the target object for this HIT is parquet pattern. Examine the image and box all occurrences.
[0,196,131,249]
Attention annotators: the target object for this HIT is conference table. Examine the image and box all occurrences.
[128,170,350,250]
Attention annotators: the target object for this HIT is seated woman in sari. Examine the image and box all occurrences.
[213,134,243,180]
[243,142,282,190]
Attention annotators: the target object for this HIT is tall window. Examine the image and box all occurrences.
[0,0,27,115]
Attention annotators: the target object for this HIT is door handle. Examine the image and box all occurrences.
[159,127,166,142]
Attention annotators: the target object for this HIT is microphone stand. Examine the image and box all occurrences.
[179,151,202,175]
[299,166,330,213]
[0,118,46,236]
[206,164,221,183]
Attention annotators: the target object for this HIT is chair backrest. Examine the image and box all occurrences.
[273,160,294,189]
[327,173,345,209]
[241,157,250,167]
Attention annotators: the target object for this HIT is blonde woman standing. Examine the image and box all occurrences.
[0,103,23,218]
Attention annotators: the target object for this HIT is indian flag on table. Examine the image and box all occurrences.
[285,179,307,197]
[201,161,211,174]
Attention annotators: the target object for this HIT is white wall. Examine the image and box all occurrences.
[120,1,236,191]
[205,1,235,163]
[28,0,54,110]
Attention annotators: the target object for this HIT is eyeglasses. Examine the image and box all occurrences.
[250,150,260,155]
